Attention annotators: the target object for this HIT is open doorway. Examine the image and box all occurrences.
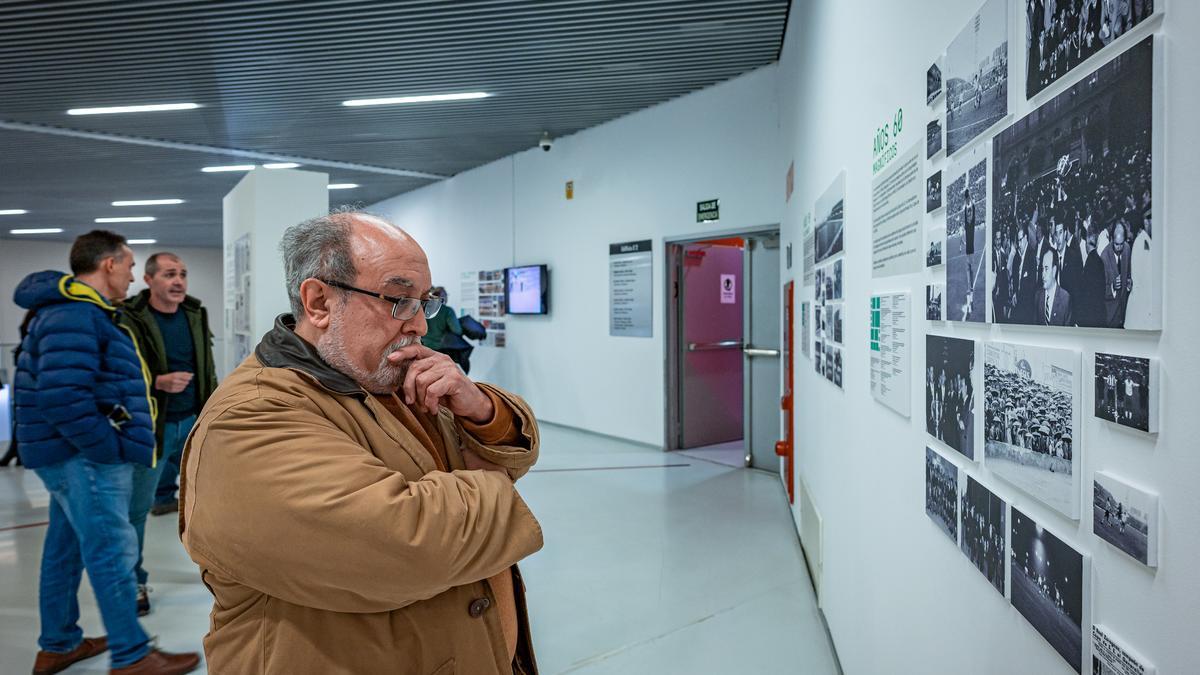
[664,227,781,469]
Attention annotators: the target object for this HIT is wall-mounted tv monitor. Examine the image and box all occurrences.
[505,264,549,315]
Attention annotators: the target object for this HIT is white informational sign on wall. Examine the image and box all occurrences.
[720,273,736,304]
[871,143,924,277]
[870,292,910,417]
[609,240,653,337]
[1092,625,1156,675]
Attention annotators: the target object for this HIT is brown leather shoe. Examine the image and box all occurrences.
[110,648,201,674]
[32,636,108,674]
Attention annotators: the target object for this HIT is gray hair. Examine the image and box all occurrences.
[145,251,181,277]
[279,209,362,317]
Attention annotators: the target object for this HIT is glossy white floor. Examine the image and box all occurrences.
[0,424,839,674]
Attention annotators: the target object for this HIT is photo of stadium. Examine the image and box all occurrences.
[1011,506,1087,673]
[945,0,1010,155]
[1093,471,1158,567]
[814,172,845,264]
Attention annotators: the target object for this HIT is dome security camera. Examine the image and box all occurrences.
[539,131,553,152]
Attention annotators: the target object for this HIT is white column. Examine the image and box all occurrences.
[222,168,328,373]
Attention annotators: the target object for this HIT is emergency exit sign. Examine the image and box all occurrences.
[696,199,719,223]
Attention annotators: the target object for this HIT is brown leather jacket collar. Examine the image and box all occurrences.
[255,314,362,397]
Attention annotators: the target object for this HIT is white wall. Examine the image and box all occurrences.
[372,65,782,445]
[0,239,226,375]
[778,2,1199,675]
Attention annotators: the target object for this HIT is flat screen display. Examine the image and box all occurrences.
[505,265,549,315]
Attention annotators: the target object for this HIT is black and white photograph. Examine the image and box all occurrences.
[1011,507,1087,673]
[832,259,843,299]
[815,339,824,377]
[984,341,1081,519]
[1094,352,1157,433]
[928,57,944,105]
[960,475,1006,595]
[945,0,1010,156]
[1093,471,1158,567]
[991,37,1158,329]
[926,284,945,321]
[1026,0,1158,99]
[831,346,843,388]
[926,335,977,460]
[814,266,825,303]
[927,117,944,159]
[946,148,988,322]
[814,172,845,264]
[830,303,843,345]
[927,170,943,213]
[926,446,959,543]
[926,226,945,267]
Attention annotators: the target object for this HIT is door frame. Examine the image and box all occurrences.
[662,224,781,455]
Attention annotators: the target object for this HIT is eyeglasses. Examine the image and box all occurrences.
[320,279,443,320]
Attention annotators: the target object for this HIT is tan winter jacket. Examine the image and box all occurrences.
[179,315,544,674]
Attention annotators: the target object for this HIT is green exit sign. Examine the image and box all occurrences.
[697,199,719,223]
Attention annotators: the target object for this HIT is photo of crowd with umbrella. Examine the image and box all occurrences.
[991,37,1158,330]
[984,341,1081,519]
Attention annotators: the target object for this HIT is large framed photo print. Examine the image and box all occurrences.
[945,0,1010,156]
[984,341,1082,519]
[1011,507,1089,673]
[926,335,977,460]
[991,37,1159,330]
[1025,1,1159,100]
[926,447,959,543]
[960,475,1006,595]
[814,172,845,264]
[945,146,989,323]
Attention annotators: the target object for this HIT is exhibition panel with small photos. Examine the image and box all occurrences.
[812,173,846,389]
[906,2,1168,674]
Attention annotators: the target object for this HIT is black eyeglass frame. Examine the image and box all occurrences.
[319,279,442,320]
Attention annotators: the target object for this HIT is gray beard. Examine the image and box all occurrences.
[317,311,415,394]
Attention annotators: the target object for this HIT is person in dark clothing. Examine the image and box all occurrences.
[14,230,199,674]
[1011,226,1041,324]
[1076,228,1110,327]
[119,252,218,616]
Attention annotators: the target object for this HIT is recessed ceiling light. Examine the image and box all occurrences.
[112,199,184,206]
[201,164,256,173]
[328,183,359,190]
[127,239,158,245]
[0,209,29,215]
[342,92,490,107]
[10,228,64,234]
[95,216,156,223]
[263,162,301,169]
[67,102,201,115]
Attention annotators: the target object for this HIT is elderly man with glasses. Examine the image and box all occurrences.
[178,211,544,675]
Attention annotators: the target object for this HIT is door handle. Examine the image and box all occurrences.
[688,340,744,352]
[743,346,781,358]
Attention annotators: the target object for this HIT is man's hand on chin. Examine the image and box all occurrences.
[389,344,494,423]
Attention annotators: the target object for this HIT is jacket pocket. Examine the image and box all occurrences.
[429,658,455,675]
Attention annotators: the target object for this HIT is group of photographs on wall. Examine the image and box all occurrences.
[813,173,845,389]
[916,3,1163,673]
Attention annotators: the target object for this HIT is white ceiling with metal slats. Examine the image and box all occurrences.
[0,0,790,247]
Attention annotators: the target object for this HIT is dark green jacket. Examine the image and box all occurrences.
[119,289,218,457]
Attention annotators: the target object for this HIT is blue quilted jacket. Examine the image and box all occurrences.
[13,271,157,468]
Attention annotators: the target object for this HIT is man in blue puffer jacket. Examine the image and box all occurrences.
[14,230,199,675]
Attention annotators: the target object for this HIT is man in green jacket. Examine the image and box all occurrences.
[120,251,218,615]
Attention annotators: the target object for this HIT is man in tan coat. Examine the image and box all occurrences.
[179,211,544,674]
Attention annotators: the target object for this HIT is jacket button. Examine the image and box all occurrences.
[468,597,491,618]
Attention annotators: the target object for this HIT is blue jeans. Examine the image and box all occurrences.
[34,455,150,668]
[154,415,196,507]
[129,458,167,586]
